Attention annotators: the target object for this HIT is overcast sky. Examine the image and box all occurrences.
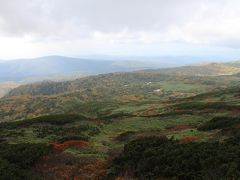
[1,0,240,60]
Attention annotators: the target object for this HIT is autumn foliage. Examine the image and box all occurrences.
[49,140,89,150]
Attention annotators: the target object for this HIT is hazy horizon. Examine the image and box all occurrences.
[0,54,239,64]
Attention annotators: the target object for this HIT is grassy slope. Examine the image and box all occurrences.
[143,62,240,76]
[1,71,240,121]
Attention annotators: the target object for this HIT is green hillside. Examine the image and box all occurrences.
[147,62,240,76]
[5,61,240,98]
[1,70,240,122]
[1,67,240,179]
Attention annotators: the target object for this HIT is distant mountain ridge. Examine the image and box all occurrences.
[0,56,182,82]
[2,55,237,83]
[0,56,126,82]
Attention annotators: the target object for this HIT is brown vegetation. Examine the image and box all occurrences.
[180,136,202,143]
[36,153,107,180]
[166,124,196,132]
[49,140,89,151]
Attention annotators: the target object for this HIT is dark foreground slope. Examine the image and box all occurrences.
[110,136,240,179]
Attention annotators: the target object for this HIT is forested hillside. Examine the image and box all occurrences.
[1,70,240,121]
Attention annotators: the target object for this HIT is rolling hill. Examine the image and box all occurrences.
[1,56,240,98]
[1,67,240,122]
[225,60,240,67]
[146,62,240,76]
[4,61,240,98]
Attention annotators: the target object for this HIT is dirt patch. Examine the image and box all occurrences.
[36,153,79,180]
[49,140,89,151]
[179,136,201,143]
[136,107,157,117]
[115,177,127,180]
[74,160,107,180]
[166,124,196,132]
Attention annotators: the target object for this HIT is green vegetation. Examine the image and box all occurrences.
[0,143,50,179]
[110,136,240,179]
[199,116,240,131]
[0,114,100,144]
[1,70,240,121]
[0,114,88,129]
[1,70,240,179]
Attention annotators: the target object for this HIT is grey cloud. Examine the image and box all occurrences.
[0,0,240,48]
[0,0,209,36]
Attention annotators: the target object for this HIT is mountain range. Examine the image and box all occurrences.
[0,55,189,82]
[2,55,238,83]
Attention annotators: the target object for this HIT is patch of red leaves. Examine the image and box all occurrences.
[115,177,127,180]
[74,160,107,180]
[36,153,77,180]
[166,125,195,132]
[49,140,89,151]
[180,136,201,143]
[134,106,157,117]
[36,153,107,180]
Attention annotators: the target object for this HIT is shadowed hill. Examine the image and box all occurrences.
[1,56,240,83]
[0,56,166,82]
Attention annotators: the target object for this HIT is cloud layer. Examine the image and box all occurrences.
[0,0,240,58]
